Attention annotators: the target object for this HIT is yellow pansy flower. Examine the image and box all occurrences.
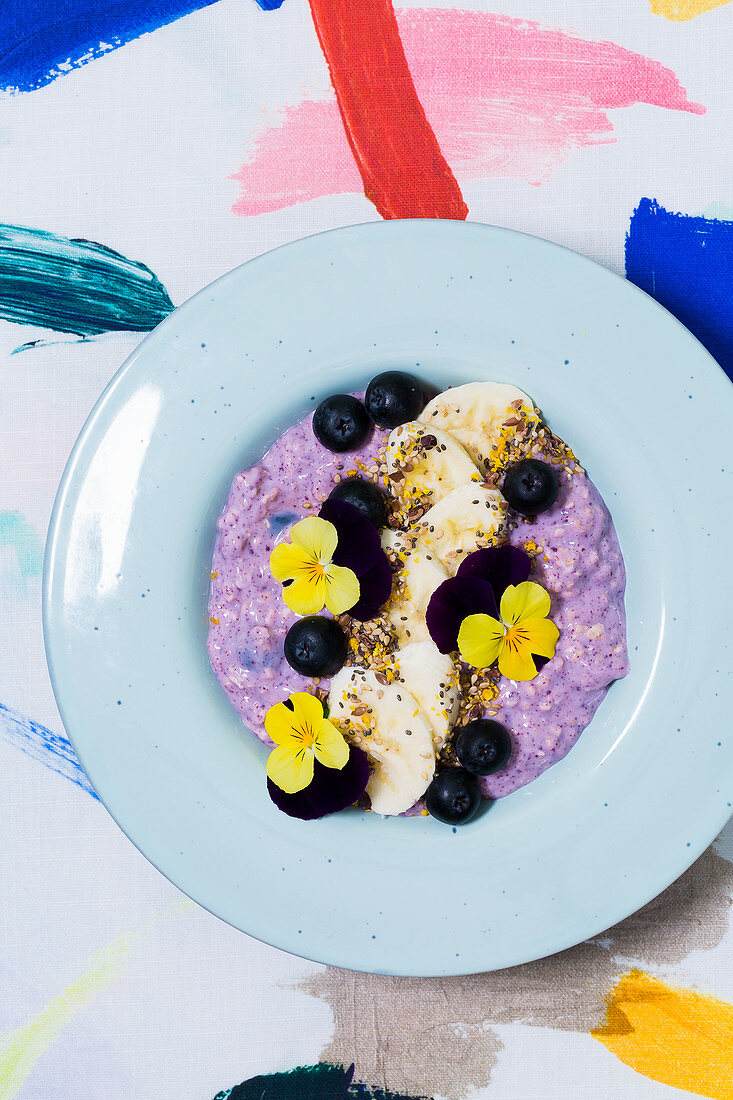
[457,580,559,682]
[270,515,359,616]
[265,692,350,794]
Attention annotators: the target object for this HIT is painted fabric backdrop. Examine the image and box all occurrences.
[1,0,732,1096]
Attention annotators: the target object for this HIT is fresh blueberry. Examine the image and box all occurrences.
[328,477,387,528]
[283,616,348,677]
[313,395,371,452]
[364,371,424,429]
[425,766,481,825]
[501,458,559,515]
[456,719,512,776]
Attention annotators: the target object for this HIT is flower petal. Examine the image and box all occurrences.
[523,616,560,659]
[319,499,381,575]
[346,551,393,621]
[266,743,314,793]
[290,515,338,562]
[264,700,298,745]
[282,573,328,615]
[313,719,350,770]
[426,577,498,654]
[500,581,551,626]
[457,613,505,669]
[457,545,531,598]
[270,541,313,583]
[497,637,537,682]
[289,691,327,733]
[267,745,370,819]
[323,563,360,615]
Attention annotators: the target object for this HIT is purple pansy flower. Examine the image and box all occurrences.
[267,745,370,820]
[426,545,536,655]
[319,498,393,621]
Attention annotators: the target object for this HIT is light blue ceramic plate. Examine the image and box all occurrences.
[44,220,732,976]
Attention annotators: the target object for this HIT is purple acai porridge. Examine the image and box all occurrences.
[208,375,628,824]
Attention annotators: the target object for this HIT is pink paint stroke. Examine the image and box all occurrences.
[232,8,704,216]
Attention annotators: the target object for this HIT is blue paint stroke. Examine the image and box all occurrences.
[626,198,733,382]
[0,0,224,92]
[214,1063,429,1100]
[0,701,98,798]
[0,224,174,336]
[253,0,286,9]
[0,512,43,579]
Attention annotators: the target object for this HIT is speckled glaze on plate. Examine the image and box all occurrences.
[44,220,732,976]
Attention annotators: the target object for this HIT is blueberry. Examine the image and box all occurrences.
[283,616,348,678]
[501,458,559,515]
[364,371,424,429]
[456,719,512,776]
[313,395,371,452]
[425,766,481,825]
[328,477,387,528]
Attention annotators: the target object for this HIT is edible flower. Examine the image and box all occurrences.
[426,545,531,654]
[458,581,559,682]
[265,691,349,793]
[270,516,359,616]
[264,692,370,820]
[318,499,393,621]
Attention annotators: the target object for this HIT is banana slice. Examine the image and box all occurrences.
[418,381,539,470]
[395,641,459,749]
[417,482,506,573]
[385,422,480,508]
[328,667,435,816]
[382,530,449,645]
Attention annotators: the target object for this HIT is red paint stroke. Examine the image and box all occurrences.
[232,9,704,218]
[306,0,467,220]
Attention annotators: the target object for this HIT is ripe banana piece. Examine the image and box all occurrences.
[328,667,435,815]
[385,421,480,508]
[417,482,506,573]
[395,641,459,750]
[382,529,449,645]
[418,381,539,470]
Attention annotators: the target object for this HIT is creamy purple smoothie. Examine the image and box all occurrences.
[208,407,628,800]
[207,411,387,735]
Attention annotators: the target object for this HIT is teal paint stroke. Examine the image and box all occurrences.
[0,224,174,336]
[214,1063,430,1100]
[0,701,98,798]
[0,512,43,579]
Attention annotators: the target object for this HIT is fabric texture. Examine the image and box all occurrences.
[1,1,732,1097]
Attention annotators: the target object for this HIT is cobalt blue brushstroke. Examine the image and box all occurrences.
[0,701,98,798]
[252,0,286,8]
[0,223,174,336]
[0,0,223,92]
[626,198,733,383]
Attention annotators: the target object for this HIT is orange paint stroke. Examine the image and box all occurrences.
[592,969,733,1099]
[650,0,731,19]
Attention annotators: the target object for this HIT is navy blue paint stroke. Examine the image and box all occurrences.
[0,223,174,336]
[0,701,98,798]
[214,1063,429,1100]
[0,0,225,92]
[626,198,733,383]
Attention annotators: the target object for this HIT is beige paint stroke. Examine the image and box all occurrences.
[301,845,733,1099]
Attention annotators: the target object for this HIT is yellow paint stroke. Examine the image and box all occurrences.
[650,0,732,21]
[592,969,733,1099]
[0,898,194,1099]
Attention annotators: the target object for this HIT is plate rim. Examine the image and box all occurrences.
[43,218,733,975]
